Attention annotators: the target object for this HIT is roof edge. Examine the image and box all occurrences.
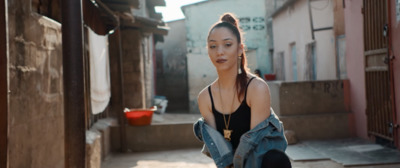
[270,0,298,18]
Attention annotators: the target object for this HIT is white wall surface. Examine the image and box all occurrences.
[272,0,336,81]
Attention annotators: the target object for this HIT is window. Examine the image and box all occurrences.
[305,42,317,80]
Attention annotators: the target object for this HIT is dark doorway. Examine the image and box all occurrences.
[0,0,8,166]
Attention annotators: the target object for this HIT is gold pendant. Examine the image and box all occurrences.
[223,129,232,141]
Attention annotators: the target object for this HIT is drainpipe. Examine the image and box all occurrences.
[386,0,399,148]
[61,0,86,167]
[0,0,8,167]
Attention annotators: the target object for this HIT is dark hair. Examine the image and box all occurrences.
[208,13,249,100]
[261,149,292,168]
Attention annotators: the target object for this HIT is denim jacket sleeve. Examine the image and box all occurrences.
[193,118,235,168]
[233,109,288,168]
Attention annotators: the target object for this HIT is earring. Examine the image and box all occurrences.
[238,56,242,74]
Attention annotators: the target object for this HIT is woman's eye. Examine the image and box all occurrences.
[209,45,216,49]
[225,43,232,47]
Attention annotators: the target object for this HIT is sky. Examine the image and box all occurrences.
[155,0,207,22]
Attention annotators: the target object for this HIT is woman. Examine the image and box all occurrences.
[193,13,288,168]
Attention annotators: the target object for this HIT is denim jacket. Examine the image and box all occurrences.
[193,108,287,168]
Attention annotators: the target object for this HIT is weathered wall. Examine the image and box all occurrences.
[155,19,189,112]
[269,80,352,140]
[343,0,367,139]
[269,80,348,116]
[182,0,270,113]
[121,29,146,108]
[143,34,155,108]
[390,0,400,149]
[8,0,64,167]
[272,0,336,81]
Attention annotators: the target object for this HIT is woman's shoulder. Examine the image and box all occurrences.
[198,82,215,104]
[247,75,270,96]
[248,75,269,89]
[198,86,210,102]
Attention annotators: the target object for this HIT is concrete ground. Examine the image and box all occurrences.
[102,113,400,168]
[101,148,400,168]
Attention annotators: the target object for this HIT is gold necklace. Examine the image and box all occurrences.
[218,80,236,141]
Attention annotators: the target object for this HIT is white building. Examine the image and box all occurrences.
[182,0,278,113]
[271,0,338,81]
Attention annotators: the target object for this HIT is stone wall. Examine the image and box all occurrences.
[268,80,353,140]
[269,80,348,116]
[8,1,64,167]
[121,29,146,108]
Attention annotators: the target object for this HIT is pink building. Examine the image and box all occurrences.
[344,0,400,149]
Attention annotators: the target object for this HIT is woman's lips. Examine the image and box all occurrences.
[216,59,227,63]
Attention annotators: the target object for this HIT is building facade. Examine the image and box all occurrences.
[155,19,189,112]
[271,0,340,81]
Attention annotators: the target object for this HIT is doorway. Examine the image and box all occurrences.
[363,0,396,147]
[0,0,8,166]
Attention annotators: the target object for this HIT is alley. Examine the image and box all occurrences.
[101,113,400,168]
[101,147,400,168]
[3,0,400,167]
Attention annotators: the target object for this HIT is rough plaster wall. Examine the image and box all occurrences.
[183,0,270,113]
[155,20,189,112]
[343,0,367,139]
[121,29,146,108]
[8,1,64,167]
[143,35,154,108]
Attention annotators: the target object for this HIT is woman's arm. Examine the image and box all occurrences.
[247,78,271,129]
[198,88,217,129]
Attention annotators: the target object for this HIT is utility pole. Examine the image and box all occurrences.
[61,0,86,167]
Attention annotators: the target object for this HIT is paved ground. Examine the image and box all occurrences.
[101,148,400,168]
[102,113,400,168]
[101,148,215,168]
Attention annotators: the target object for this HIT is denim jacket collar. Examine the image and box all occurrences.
[193,108,287,168]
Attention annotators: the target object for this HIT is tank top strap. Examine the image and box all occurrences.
[207,85,215,109]
[244,77,256,101]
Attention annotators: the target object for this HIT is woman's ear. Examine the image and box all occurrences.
[238,44,244,56]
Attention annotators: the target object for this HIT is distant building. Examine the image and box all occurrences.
[155,19,189,112]
[271,0,344,81]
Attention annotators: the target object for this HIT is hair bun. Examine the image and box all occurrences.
[220,13,238,27]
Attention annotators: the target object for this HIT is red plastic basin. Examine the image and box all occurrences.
[125,109,155,126]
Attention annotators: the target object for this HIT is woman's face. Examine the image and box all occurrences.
[207,27,243,72]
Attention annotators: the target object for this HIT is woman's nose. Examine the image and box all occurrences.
[217,47,223,55]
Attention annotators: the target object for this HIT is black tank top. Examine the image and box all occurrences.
[208,77,256,150]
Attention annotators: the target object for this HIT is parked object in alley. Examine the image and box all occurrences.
[264,74,276,81]
[124,107,157,126]
[154,96,168,114]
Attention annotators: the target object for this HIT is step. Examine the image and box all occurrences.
[279,112,353,140]
[111,114,203,152]
[268,80,350,116]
